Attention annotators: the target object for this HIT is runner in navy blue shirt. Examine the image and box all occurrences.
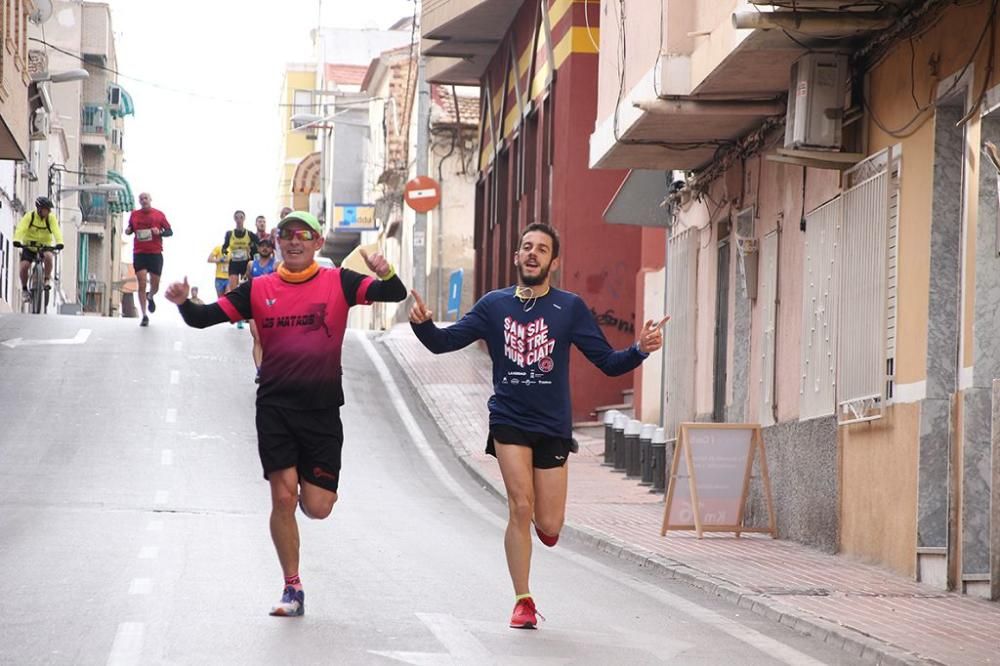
[410,222,668,630]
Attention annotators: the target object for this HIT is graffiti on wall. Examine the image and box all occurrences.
[589,307,635,335]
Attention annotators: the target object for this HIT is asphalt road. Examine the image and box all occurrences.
[0,312,853,665]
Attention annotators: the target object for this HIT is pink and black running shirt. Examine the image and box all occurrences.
[179,267,406,409]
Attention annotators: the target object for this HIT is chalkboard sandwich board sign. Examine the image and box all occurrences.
[660,422,776,539]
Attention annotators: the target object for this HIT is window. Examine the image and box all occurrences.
[797,147,900,424]
[663,229,699,441]
[799,197,841,420]
[836,148,899,424]
[292,90,314,120]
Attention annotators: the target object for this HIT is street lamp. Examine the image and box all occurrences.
[57,183,125,195]
[31,68,89,83]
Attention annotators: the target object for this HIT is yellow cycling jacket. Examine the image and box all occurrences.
[14,211,63,247]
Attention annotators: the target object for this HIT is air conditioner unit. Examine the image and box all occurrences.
[784,53,847,151]
[31,107,49,139]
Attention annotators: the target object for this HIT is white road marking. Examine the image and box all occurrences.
[146,521,163,532]
[165,408,177,423]
[173,341,183,352]
[128,579,152,595]
[373,613,575,664]
[138,547,159,560]
[106,622,144,666]
[161,449,173,466]
[154,490,169,505]
[169,370,180,385]
[356,331,827,666]
[2,328,92,349]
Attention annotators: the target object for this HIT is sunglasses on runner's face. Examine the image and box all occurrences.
[278,228,319,241]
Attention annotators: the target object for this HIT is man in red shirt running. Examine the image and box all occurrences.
[164,210,406,618]
[126,192,173,326]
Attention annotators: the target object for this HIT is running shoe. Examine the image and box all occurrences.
[510,596,541,629]
[534,524,559,548]
[147,293,156,313]
[140,315,149,327]
[269,585,304,617]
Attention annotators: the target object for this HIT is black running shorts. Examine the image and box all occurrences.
[228,260,249,277]
[133,253,164,276]
[256,405,344,492]
[487,424,573,469]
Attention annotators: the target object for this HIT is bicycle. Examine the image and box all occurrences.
[13,241,60,314]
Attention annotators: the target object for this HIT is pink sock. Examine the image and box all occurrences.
[284,573,302,591]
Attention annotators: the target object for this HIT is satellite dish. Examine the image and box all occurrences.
[30,0,53,24]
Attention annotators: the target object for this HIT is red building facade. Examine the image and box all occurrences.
[470,1,642,421]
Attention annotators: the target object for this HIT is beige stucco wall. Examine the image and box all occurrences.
[837,2,999,574]
[595,0,695,124]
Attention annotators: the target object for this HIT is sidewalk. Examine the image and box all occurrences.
[381,324,1000,666]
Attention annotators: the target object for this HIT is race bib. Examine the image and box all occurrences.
[136,228,153,241]
[231,249,249,261]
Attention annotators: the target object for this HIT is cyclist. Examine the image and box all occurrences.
[13,196,64,303]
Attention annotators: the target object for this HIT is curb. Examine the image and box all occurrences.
[378,336,939,666]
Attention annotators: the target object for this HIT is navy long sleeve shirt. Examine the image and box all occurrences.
[412,286,647,438]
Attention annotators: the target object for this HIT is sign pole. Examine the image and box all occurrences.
[412,54,431,298]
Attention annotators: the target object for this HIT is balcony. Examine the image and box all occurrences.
[590,0,908,171]
[82,3,114,61]
[81,104,109,149]
[421,0,521,85]
[79,191,109,225]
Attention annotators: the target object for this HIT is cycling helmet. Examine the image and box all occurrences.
[35,196,54,209]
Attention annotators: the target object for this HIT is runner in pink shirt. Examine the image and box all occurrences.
[164,211,405,617]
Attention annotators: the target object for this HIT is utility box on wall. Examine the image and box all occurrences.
[785,53,848,151]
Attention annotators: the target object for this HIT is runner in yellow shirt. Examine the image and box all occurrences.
[208,244,229,298]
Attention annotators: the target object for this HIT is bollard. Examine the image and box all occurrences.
[602,409,620,467]
[650,427,667,494]
[625,419,641,478]
[613,413,628,472]
[639,423,655,486]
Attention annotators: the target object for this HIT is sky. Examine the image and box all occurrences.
[105,0,415,295]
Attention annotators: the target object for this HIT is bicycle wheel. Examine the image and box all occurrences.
[30,262,44,314]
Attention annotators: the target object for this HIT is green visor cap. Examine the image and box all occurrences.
[277,211,323,235]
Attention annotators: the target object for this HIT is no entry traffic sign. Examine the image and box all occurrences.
[404,176,441,213]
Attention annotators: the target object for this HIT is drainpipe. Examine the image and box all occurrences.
[772,212,782,425]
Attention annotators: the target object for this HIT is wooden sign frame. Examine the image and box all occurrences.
[660,422,776,539]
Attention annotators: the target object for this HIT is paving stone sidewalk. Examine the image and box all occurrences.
[380,324,1000,665]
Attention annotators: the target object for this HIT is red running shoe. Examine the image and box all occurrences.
[535,524,559,547]
[510,596,541,629]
